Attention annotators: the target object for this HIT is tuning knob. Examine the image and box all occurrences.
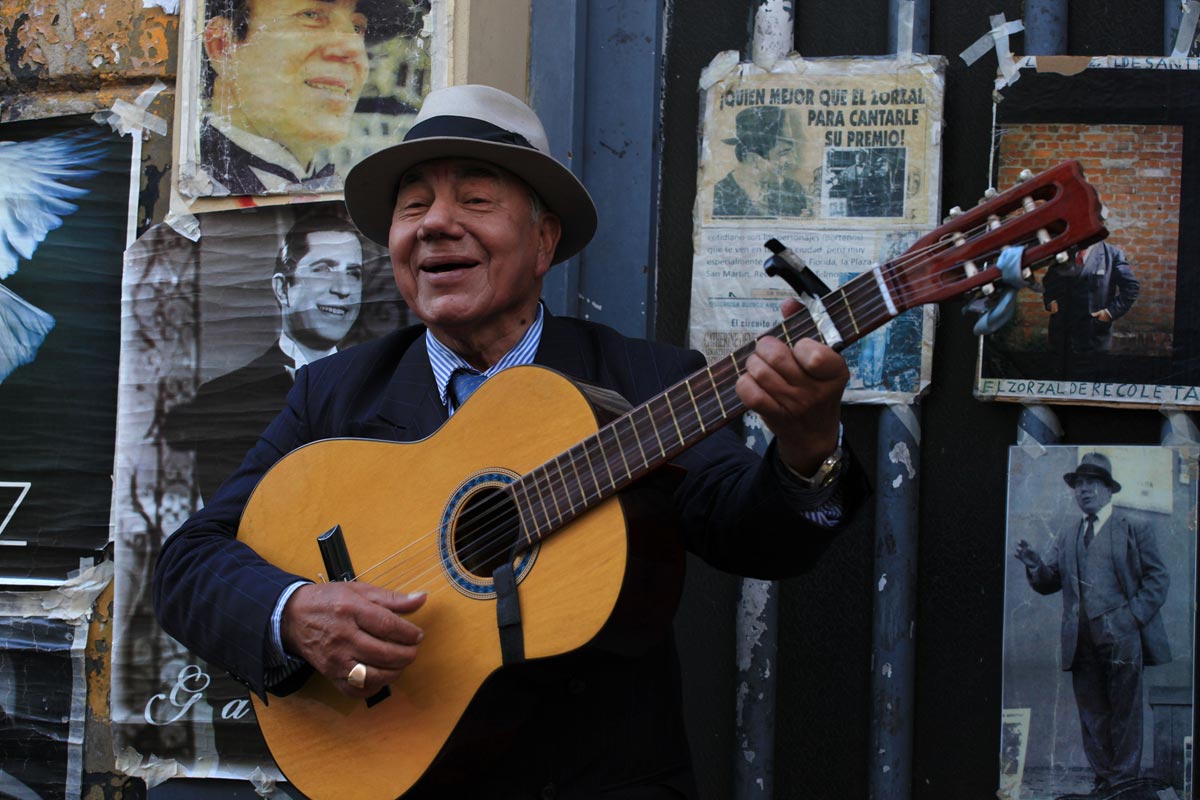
[948,206,963,217]
[984,187,998,198]
[1017,169,1033,183]
[1055,251,1069,263]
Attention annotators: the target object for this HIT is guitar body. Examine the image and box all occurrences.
[238,366,682,800]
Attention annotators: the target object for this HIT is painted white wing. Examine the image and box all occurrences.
[0,131,103,280]
[0,282,55,383]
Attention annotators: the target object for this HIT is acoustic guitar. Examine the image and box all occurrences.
[237,160,1108,799]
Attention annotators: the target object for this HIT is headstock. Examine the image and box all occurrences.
[885,161,1109,312]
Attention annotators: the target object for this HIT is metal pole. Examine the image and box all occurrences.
[735,7,793,799]
[888,0,930,55]
[868,404,920,800]
[1166,0,1184,56]
[1024,0,1068,56]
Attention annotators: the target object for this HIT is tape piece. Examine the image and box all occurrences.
[1017,403,1062,457]
[897,0,915,58]
[960,14,1024,89]
[0,560,113,621]
[885,401,921,446]
[1172,0,1200,58]
[1161,409,1200,446]
[93,81,168,138]
[165,186,202,242]
[114,747,188,789]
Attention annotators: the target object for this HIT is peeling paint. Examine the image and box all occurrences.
[577,293,603,311]
[889,440,917,479]
[735,579,771,672]
[878,572,887,592]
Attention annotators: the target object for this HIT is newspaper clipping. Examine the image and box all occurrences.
[689,55,945,402]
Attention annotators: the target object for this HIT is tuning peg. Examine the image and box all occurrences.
[1055,251,1069,263]
[1101,204,1110,221]
[948,206,963,217]
[988,214,1002,231]
[984,187,998,198]
[1017,169,1034,183]
[1022,196,1036,213]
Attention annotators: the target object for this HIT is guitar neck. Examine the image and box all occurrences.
[509,267,895,547]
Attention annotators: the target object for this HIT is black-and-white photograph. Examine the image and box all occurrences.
[111,202,409,778]
[1001,445,1196,799]
[823,146,907,218]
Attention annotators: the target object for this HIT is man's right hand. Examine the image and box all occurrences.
[281,582,427,697]
[1047,301,1059,314]
[1013,539,1042,569]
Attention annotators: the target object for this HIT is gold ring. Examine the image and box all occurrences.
[347,662,367,689]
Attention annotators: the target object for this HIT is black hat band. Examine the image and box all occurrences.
[403,116,536,150]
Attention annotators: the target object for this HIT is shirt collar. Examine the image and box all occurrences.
[427,303,544,412]
[279,332,337,379]
[1084,503,1113,530]
[205,113,317,182]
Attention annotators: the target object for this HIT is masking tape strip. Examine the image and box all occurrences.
[1016,403,1062,457]
[886,400,921,445]
[1172,0,1200,58]
[1161,409,1200,446]
[960,14,1024,91]
[93,81,169,138]
[897,0,915,58]
[165,186,202,242]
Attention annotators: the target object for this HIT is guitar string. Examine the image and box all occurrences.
[346,218,1061,594]
[347,221,1055,596]
[351,226,1053,599]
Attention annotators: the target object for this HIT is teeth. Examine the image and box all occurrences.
[317,305,347,315]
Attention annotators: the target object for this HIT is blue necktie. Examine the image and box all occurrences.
[450,369,487,409]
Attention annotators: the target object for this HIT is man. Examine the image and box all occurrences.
[713,105,808,218]
[1042,242,1139,379]
[1014,452,1170,794]
[199,0,401,195]
[154,85,863,797]
[166,206,364,499]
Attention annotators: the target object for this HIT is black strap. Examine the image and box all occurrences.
[492,562,525,664]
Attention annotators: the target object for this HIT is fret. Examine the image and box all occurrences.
[626,409,652,468]
[839,289,859,335]
[552,454,576,514]
[512,481,536,541]
[576,441,601,502]
[610,419,634,480]
[664,387,686,446]
[530,466,555,529]
[593,431,618,490]
[643,402,667,459]
[565,445,587,505]
[541,464,564,523]
[706,366,727,418]
[684,380,706,434]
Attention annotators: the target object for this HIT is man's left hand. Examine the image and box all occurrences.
[1091,308,1113,322]
[735,298,848,476]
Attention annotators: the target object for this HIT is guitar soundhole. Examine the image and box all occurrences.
[453,487,521,579]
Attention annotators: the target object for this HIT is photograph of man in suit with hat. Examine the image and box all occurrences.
[712,105,809,219]
[1013,451,1171,797]
[197,0,427,196]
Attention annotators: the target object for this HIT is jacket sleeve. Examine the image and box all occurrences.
[1127,518,1169,626]
[1106,245,1140,320]
[1025,537,1064,595]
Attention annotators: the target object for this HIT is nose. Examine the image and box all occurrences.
[417,195,463,242]
[321,11,368,64]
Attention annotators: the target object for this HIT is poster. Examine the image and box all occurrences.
[1000,445,1196,798]
[0,115,132,586]
[0,616,89,800]
[976,66,1200,408]
[689,55,945,403]
[173,0,434,203]
[110,203,410,779]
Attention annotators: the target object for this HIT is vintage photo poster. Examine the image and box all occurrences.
[174,0,434,204]
[689,55,944,403]
[1001,445,1196,799]
[0,615,89,800]
[977,67,1200,408]
[0,115,132,586]
[111,203,409,779]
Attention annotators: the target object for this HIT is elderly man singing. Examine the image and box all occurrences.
[154,84,865,798]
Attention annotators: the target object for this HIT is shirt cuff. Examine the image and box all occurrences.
[770,442,846,528]
[265,580,310,685]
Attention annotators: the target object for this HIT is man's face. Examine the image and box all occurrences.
[277,230,363,348]
[206,0,369,165]
[1072,475,1113,516]
[387,158,561,343]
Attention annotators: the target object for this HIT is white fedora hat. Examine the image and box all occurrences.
[344,84,597,265]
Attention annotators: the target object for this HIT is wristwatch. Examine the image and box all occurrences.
[787,447,847,490]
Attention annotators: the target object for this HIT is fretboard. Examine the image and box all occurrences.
[509,264,900,546]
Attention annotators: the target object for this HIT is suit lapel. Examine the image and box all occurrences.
[367,331,448,441]
[535,310,595,382]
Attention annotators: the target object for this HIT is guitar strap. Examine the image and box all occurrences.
[492,560,525,664]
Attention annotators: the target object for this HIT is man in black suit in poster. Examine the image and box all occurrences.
[167,207,364,500]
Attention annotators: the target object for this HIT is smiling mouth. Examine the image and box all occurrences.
[304,78,353,97]
[422,262,477,274]
[317,304,350,316]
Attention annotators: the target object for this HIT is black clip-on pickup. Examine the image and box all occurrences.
[317,525,391,708]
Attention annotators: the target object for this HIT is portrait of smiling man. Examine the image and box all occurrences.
[198,0,422,196]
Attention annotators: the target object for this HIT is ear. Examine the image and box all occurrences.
[203,16,236,71]
[533,212,563,278]
[272,273,290,306]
